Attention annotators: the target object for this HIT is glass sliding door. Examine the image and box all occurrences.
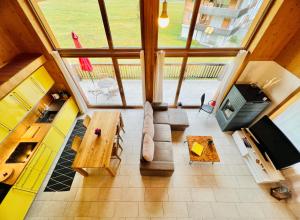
[178,57,233,106]
[118,59,143,106]
[163,58,182,105]
[63,57,123,106]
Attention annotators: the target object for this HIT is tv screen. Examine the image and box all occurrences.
[249,116,300,170]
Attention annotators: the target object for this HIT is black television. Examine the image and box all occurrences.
[249,116,300,170]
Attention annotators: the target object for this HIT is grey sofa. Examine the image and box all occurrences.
[140,102,189,176]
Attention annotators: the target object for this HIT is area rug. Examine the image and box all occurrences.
[44,119,86,192]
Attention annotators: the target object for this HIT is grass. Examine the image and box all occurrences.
[38,0,195,48]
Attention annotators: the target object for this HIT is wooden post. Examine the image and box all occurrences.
[140,0,159,102]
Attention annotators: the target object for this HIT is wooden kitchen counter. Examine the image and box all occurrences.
[0,123,51,185]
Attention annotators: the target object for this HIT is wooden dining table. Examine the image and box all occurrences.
[72,111,120,177]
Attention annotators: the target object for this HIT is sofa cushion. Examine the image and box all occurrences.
[153,141,173,162]
[142,133,155,161]
[153,124,172,142]
[143,115,154,138]
[153,111,169,124]
[168,109,189,131]
[144,101,153,118]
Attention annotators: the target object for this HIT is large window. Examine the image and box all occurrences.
[118,59,143,105]
[179,57,233,105]
[158,0,188,48]
[190,0,265,48]
[64,57,123,106]
[31,0,271,107]
[37,0,108,48]
[163,58,182,104]
[105,0,141,47]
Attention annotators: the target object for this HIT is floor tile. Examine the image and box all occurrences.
[114,202,138,217]
[163,202,189,217]
[28,109,297,220]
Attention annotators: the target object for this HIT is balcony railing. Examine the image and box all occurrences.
[195,23,240,36]
[199,5,250,18]
[72,62,227,80]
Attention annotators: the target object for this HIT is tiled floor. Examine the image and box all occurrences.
[26,109,297,220]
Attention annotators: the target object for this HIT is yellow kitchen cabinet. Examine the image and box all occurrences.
[14,144,54,193]
[0,93,28,130]
[42,127,66,152]
[53,97,79,136]
[0,188,35,220]
[13,77,44,110]
[30,66,54,93]
[0,123,10,143]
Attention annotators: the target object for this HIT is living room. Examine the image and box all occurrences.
[0,0,300,219]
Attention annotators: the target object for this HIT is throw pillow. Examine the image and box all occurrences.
[143,133,155,161]
[143,115,154,138]
[144,101,153,118]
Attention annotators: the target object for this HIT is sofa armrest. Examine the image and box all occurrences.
[151,102,168,111]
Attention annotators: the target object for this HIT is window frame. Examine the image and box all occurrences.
[28,0,274,107]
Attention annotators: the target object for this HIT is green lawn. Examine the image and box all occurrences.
[38,0,195,48]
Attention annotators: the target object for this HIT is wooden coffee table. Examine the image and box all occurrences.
[186,136,220,164]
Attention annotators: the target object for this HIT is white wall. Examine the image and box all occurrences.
[237,61,300,217]
[237,61,300,119]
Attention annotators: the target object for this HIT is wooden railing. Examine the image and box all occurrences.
[73,62,227,80]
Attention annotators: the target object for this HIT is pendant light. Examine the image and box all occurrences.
[159,0,169,28]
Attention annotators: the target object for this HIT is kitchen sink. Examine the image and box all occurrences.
[36,110,58,123]
[6,142,38,163]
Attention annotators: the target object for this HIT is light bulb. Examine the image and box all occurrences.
[159,0,169,28]
[159,17,169,28]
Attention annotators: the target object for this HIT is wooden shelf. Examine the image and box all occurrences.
[0,54,46,99]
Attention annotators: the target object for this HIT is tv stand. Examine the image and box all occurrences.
[232,129,285,184]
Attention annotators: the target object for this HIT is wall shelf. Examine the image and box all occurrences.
[0,54,46,99]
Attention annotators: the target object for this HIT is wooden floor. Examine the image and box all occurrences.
[26,109,297,220]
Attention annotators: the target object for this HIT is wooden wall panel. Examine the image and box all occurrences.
[0,0,42,55]
[275,29,300,78]
[249,0,300,60]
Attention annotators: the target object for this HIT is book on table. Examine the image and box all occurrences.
[191,142,204,156]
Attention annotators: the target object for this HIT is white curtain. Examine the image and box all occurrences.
[213,50,248,113]
[153,50,165,103]
[140,50,146,103]
[51,51,88,113]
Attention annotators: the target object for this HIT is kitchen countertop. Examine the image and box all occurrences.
[0,123,51,185]
[0,98,67,186]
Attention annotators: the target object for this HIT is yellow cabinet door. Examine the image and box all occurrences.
[30,66,54,93]
[43,127,66,152]
[0,123,10,143]
[15,144,54,193]
[0,93,28,130]
[53,97,79,136]
[13,77,44,109]
[0,188,35,220]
